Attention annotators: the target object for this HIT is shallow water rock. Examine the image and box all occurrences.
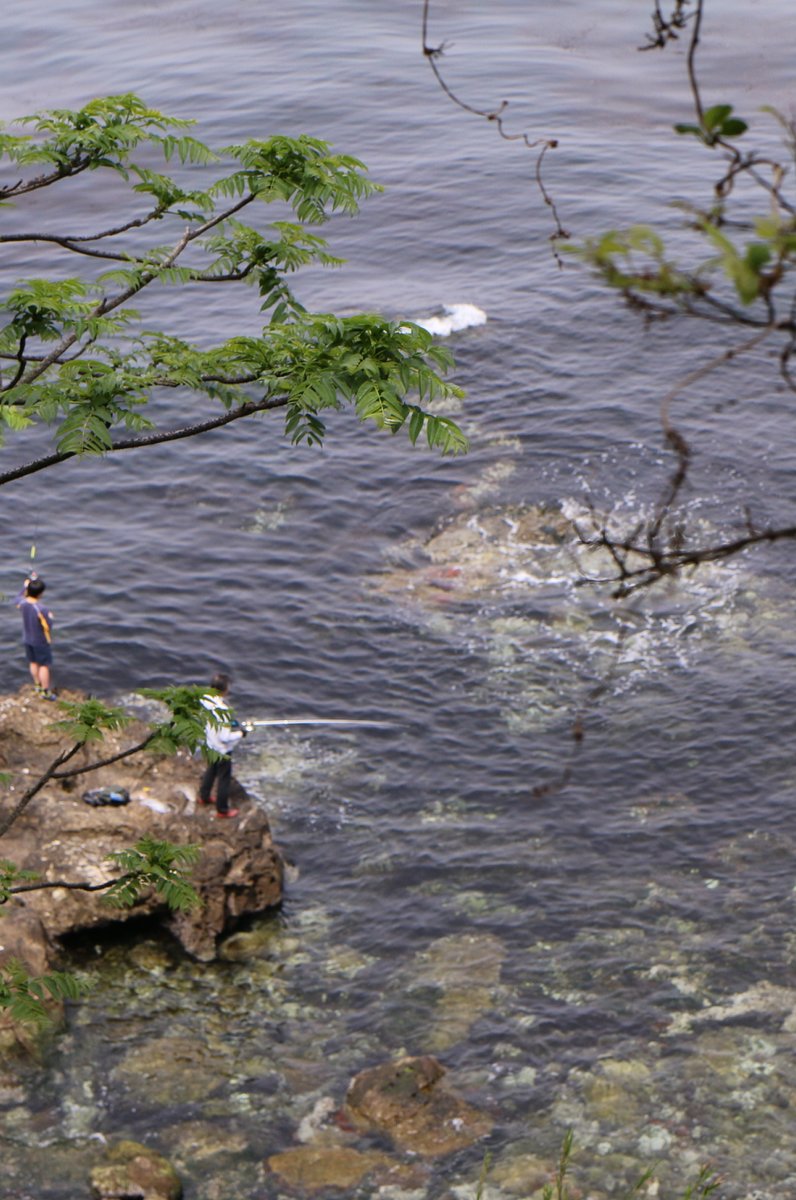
[90,1139,182,1200]
[667,980,796,1036]
[488,1150,557,1196]
[345,1054,492,1157]
[169,1119,250,1163]
[406,932,505,1051]
[374,504,573,609]
[266,1144,428,1193]
[582,1058,653,1124]
[112,1034,226,1106]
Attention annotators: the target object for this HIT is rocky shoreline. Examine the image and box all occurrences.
[0,686,284,1050]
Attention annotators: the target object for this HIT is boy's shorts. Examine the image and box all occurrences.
[25,642,53,666]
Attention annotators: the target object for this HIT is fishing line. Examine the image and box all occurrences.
[244,718,392,731]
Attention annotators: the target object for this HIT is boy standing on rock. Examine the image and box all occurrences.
[198,672,247,819]
[15,572,56,699]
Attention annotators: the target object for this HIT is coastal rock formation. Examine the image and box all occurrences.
[0,686,284,1046]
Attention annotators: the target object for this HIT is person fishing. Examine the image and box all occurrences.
[197,672,247,819]
[15,572,56,699]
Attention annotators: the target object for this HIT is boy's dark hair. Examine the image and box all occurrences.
[210,671,231,694]
[26,578,46,598]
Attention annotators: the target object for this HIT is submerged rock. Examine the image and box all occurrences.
[374,504,573,608]
[112,1035,225,1107]
[266,1144,428,1194]
[405,932,506,1051]
[345,1054,493,1157]
[489,1150,558,1196]
[90,1139,182,1200]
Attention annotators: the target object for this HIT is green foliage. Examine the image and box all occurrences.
[541,1128,575,1200]
[0,858,38,904]
[568,224,695,297]
[0,93,196,179]
[571,97,796,315]
[53,697,132,743]
[103,837,201,912]
[675,102,748,145]
[0,94,467,464]
[0,958,89,1026]
[139,684,210,754]
[698,220,776,305]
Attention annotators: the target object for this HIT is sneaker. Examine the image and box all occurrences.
[215,808,240,820]
[197,794,215,806]
[41,691,57,702]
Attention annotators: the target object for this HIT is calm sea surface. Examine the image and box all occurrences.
[3,3,796,1197]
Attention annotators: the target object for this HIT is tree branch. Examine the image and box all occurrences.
[50,731,160,779]
[0,392,289,488]
[0,742,85,839]
[9,876,118,896]
[421,0,568,249]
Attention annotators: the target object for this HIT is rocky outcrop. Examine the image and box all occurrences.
[0,686,284,1046]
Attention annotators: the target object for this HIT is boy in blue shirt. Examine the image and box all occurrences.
[16,572,55,699]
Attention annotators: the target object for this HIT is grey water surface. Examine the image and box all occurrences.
[3,2,796,1197]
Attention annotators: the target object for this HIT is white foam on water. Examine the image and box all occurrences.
[413,302,487,337]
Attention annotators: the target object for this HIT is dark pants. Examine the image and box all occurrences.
[199,755,232,813]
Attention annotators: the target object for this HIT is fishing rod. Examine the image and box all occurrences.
[243,718,391,731]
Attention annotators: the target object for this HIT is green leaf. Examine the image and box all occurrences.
[408,407,425,446]
[53,697,131,742]
[103,837,202,912]
[703,104,733,131]
[0,959,89,1026]
[745,242,771,272]
[720,117,748,137]
[673,123,704,138]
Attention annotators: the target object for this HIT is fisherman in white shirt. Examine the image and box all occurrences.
[197,672,246,819]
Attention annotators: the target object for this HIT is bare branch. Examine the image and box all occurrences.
[51,731,159,779]
[0,742,85,839]
[421,0,568,250]
[9,876,117,896]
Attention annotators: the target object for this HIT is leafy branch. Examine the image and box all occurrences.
[0,837,200,1028]
[562,0,796,591]
[0,94,468,474]
[0,959,89,1027]
[0,687,210,838]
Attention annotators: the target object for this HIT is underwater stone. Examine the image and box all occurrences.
[112,1035,224,1106]
[489,1150,556,1195]
[345,1055,493,1157]
[266,1144,428,1193]
[90,1139,182,1200]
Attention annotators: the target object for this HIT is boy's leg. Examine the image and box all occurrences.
[27,645,54,695]
[198,760,218,804]
[215,757,233,813]
[25,645,39,686]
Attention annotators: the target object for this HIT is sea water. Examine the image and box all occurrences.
[2,3,796,1197]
